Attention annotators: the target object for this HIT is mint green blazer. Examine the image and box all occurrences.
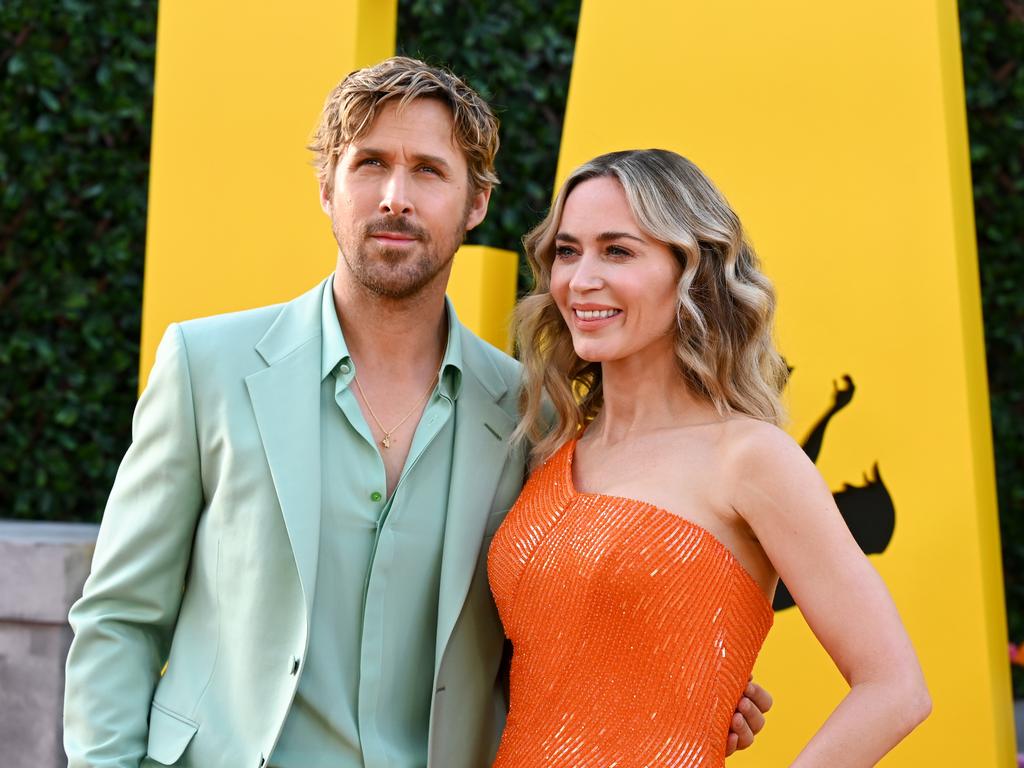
[63,277,526,768]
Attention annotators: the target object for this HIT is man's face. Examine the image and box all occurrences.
[322,98,490,300]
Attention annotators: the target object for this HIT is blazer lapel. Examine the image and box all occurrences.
[245,278,327,623]
[435,335,516,675]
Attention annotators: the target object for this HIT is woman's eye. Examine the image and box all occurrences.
[554,245,578,259]
[606,245,632,258]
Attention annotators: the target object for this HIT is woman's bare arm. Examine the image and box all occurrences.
[728,423,930,767]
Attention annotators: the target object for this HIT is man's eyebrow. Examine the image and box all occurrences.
[350,146,385,158]
[411,153,453,170]
[555,231,644,243]
[350,147,453,171]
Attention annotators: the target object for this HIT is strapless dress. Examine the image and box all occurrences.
[487,439,774,767]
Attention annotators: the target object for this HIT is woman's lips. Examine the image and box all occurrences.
[571,306,622,330]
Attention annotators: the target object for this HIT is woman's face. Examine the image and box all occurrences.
[550,176,683,366]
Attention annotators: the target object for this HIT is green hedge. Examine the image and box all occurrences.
[1,0,1020,689]
[960,0,1024,695]
[0,0,155,519]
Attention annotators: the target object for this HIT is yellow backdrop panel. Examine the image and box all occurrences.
[447,245,519,352]
[140,2,516,380]
[559,0,1012,764]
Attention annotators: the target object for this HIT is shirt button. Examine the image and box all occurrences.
[370,491,382,502]
[339,362,351,375]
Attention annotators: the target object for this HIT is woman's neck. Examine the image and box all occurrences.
[590,349,722,446]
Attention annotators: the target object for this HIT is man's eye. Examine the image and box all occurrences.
[358,158,383,168]
[418,165,440,175]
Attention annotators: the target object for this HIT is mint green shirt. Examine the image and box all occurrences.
[271,279,462,768]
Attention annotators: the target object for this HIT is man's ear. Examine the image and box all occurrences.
[319,178,333,215]
[464,185,492,232]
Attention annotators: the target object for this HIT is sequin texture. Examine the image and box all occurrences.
[488,440,774,767]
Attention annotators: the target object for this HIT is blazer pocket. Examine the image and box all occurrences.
[147,701,199,765]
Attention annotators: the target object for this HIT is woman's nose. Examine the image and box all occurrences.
[568,254,603,292]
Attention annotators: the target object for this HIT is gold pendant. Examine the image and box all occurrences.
[381,434,392,449]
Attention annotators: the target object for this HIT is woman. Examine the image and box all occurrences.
[488,149,930,767]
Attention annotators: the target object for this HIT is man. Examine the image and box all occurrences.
[63,57,769,768]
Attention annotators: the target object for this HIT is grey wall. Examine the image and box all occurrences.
[0,521,96,767]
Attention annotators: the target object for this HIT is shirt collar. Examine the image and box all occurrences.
[320,276,464,399]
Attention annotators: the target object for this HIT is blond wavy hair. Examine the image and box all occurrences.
[309,56,500,196]
[515,149,788,465]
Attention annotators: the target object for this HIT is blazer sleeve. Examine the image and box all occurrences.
[63,323,204,768]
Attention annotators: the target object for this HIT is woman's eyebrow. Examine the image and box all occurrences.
[555,231,644,243]
[598,231,643,242]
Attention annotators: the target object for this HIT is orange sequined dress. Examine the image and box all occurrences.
[487,439,774,768]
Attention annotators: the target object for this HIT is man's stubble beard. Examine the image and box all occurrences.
[334,208,470,301]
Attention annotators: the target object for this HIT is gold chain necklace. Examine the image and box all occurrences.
[353,371,439,449]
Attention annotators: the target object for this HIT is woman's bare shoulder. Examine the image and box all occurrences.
[719,417,816,484]
[714,417,835,527]
[719,415,792,448]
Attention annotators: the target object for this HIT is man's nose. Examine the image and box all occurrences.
[379,171,413,216]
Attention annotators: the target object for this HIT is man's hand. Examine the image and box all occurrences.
[726,680,773,755]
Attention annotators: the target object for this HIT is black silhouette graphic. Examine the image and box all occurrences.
[772,375,896,612]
